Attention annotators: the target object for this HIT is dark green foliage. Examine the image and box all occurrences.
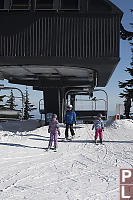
[0,95,6,109]
[124,97,132,119]
[120,10,133,41]
[119,21,133,118]
[24,87,37,120]
[6,90,17,110]
[119,47,133,99]
[0,95,6,102]
[120,23,133,41]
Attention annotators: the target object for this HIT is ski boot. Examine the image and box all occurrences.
[54,146,58,152]
[46,146,52,151]
[100,140,103,144]
[95,139,98,145]
[71,134,75,139]
[64,137,68,141]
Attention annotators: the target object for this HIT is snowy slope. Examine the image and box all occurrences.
[0,119,133,200]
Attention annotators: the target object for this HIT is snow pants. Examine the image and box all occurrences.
[49,132,58,147]
[65,124,75,138]
[95,129,103,140]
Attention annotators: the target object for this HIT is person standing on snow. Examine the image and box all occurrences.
[47,114,60,151]
[64,105,76,140]
[92,113,104,144]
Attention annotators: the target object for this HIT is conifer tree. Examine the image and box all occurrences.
[119,32,133,118]
[6,90,17,110]
[0,95,6,109]
[120,10,133,40]
[24,87,37,120]
[119,65,133,99]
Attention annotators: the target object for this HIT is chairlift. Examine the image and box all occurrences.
[0,86,24,121]
[39,99,45,119]
[64,88,108,123]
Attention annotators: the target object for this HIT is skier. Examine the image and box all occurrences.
[92,113,104,144]
[64,104,76,140]
[47,114,60,151]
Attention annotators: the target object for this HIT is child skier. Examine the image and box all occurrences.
[92,113,104,144]
[64,104,76,140]
[47,114,60,151]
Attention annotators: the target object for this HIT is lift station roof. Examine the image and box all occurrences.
[0,0,123,88]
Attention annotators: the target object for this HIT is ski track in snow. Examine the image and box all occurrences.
[0,119,133,200]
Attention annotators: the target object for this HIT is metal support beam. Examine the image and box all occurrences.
[94,89,109,119]
[70,94,75,110]
[43,88,64,123]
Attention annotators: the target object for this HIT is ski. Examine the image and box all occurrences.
[94,143,104,145]
[45,148,58,152]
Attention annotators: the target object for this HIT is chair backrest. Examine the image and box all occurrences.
[75,110,107,122]
[0,110,21,119]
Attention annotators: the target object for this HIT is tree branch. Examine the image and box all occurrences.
[120,23,133,40]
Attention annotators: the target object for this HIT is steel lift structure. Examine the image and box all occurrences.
[0,0,123,122]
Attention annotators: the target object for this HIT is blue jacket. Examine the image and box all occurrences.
[64,110,76,124]
[92,119,104,130]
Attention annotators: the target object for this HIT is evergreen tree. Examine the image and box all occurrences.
[119,64,133,99]
[6,90,17,110]
[24,87,37,120]
[119,37,133,118]
[0,95,6,109]
[120,10,133,40]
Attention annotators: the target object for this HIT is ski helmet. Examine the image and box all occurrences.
[97,113,102,118]
[52,114,57,119]
[67,104,73,109]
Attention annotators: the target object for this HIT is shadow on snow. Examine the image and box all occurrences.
[0,142,45,150]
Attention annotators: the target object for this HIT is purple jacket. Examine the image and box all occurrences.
[48,120,60,134]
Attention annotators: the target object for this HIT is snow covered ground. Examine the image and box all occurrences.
[0,119,133,200]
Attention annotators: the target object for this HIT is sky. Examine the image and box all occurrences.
[103,0,133,115]
[0,0,133,118]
